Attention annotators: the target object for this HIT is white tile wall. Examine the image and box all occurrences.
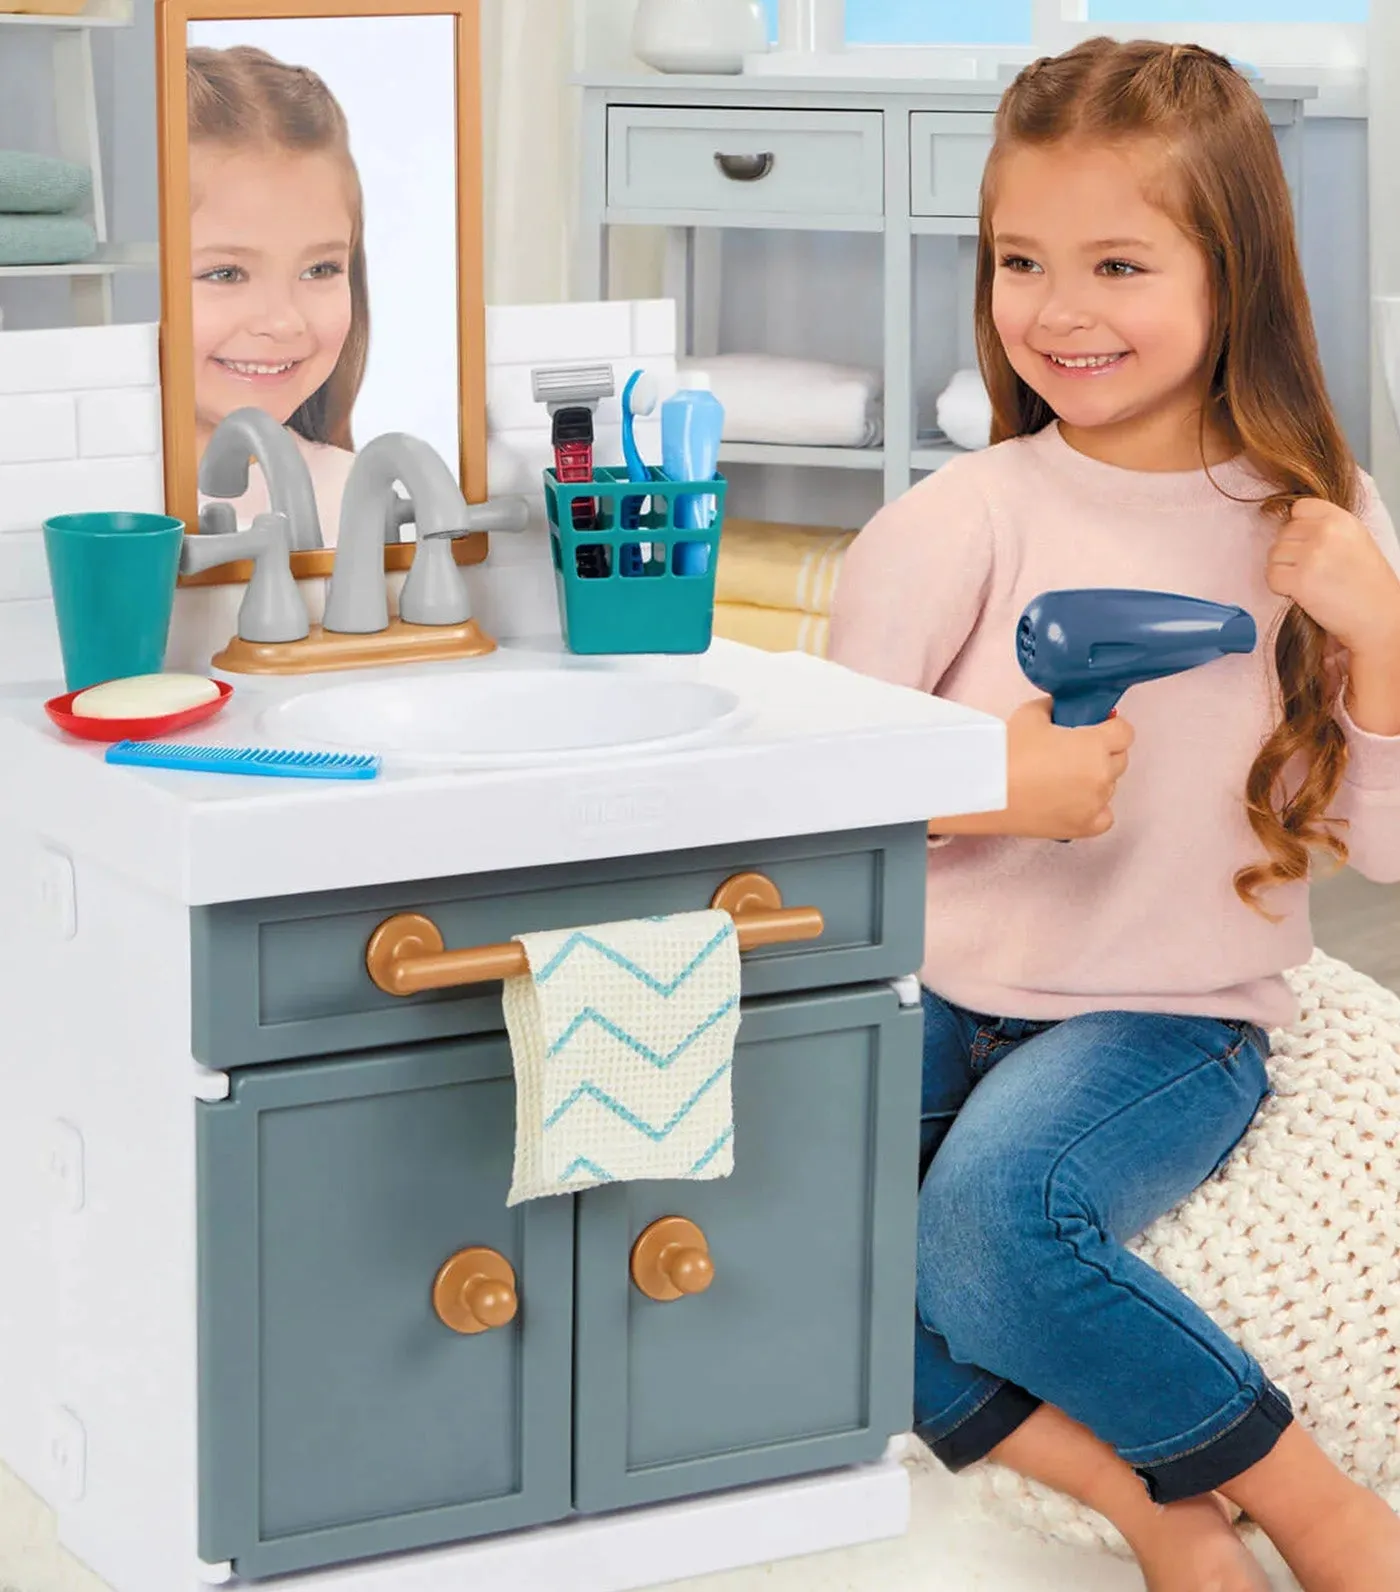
[0,301,681,681]
[0,320,159,397]
[0,323,165,682]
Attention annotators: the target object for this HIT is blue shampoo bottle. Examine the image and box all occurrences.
[661,376,724,575]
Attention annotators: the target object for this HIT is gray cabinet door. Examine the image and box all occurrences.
[572,987,922,1513]
[197,1038,573,1579]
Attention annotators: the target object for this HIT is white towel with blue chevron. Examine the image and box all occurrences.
[502,909,741,1205]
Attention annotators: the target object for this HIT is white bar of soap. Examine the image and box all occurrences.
[72,673,220,719]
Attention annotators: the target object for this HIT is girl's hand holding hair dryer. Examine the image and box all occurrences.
[936,699,1135,841]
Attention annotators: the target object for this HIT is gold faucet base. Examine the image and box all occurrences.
[211,617,498,675]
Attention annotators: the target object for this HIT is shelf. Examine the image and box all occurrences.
[911,216,979,238]
[911,443,969,471]
[719,442,885,471]
[0,0,131,24]
[715,441,970,473]
[0,4,130,26]
[0,241,157,278]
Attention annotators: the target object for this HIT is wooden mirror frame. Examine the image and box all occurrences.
[154,0,489,587]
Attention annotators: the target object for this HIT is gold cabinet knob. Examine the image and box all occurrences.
[630,1216,715,1302]
[432,1246,518,1334]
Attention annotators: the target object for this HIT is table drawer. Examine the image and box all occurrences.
[606,107,884,219]
[910,111,994,218]
[191,825,927,1068]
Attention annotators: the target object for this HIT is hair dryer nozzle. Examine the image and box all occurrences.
[1218,610,1257,655]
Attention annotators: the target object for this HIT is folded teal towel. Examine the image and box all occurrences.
[0,150,92,215]
[0,214,98,266]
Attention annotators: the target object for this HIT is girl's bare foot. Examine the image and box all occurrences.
[1127,1491,1271,1592]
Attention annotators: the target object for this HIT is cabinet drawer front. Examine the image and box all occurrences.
[573,987,923,1513]
[191,825,927,1068]
[607,108,884,218]
[198,1037,574,1578]
[910,111,994,217]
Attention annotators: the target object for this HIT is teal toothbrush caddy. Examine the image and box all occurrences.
[543,466,726,655]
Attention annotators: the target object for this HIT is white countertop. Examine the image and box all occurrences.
[0,640,1004,906]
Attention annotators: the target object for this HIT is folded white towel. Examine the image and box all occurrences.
[677,353,883,448]
[935,367,993,452]
[502,910,742,1205]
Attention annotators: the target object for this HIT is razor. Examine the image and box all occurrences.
[531,363,616,532]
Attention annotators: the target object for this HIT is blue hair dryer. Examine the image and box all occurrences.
[1016,588,1257,727]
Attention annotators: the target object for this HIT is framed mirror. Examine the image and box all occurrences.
[155,0,488,586]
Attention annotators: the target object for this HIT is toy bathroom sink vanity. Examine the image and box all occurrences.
[0,0,1007,1577]
[0,632,1004,1592]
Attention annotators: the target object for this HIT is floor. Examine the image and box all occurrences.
[662,1446,1302,1592]
[2,869,1394,1592]
[0,1442,1301,1592]
[1309,864,1400,991]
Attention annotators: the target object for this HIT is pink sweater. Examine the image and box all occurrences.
[830,422,1400,1028]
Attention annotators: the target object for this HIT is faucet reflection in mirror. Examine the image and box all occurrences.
[187,408,528,674]
[156,0,491,588]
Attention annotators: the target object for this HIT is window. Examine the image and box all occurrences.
[760,1,1032,43]
[760,1,1365,44]
[1032,1,1366,75]
[842,1,1031,44]
[1088,2,1365,18]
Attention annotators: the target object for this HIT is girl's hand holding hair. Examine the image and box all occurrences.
[1267,498,1400,735]
[1266,498,1400,656]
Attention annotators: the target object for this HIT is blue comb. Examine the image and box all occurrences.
[105,740,380,779]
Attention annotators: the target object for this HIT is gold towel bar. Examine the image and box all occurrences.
[365,871,824,997]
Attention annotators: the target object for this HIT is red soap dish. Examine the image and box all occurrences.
[44,679,234,742]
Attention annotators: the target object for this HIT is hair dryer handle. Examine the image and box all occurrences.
[1051,689,1124,728]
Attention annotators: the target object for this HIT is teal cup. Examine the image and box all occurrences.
[42,511,186,693]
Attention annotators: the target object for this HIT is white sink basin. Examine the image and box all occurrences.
[258,668,746,769]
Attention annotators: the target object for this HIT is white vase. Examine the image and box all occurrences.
[632,0,769,76]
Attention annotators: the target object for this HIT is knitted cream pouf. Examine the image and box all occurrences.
[951,949,1400,1559]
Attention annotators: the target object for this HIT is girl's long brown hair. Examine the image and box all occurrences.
[975,36,1355,911]
[187,44,368,452]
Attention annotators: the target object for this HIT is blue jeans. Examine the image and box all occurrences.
[914,987,1292,1504]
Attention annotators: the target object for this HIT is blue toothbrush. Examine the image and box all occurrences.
[105,741,380,779]
[620,368,659,532]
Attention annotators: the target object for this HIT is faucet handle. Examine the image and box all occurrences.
[397,496,532,628]
[179,511,310,644]
[451,495,531,537]
[388,493,530,543]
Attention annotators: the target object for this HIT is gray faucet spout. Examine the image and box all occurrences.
[198,407,324,552]
[323,432,472,635]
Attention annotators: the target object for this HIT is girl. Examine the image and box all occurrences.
[187,45,370,546]
[830,38,1400,1592]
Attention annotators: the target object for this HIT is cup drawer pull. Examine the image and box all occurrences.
[714,151,774,182]
[365,871,823,997]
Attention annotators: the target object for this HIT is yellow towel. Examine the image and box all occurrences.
[712,602,830,657]
[716,518,855,617]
